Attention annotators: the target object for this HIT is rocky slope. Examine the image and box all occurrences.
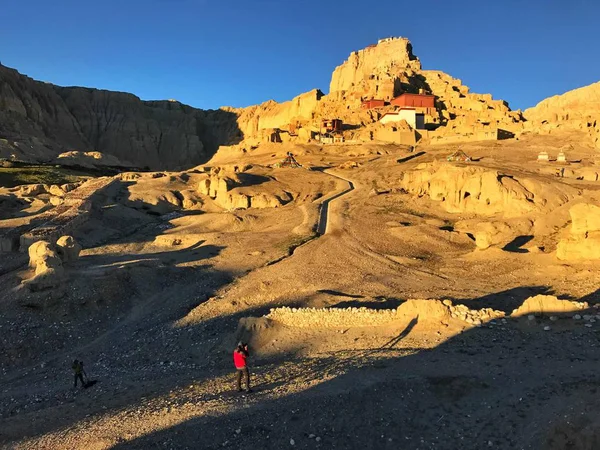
[0,64,242,170]
[524,81,600,148]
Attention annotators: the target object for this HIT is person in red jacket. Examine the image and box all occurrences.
[233,342,252,393]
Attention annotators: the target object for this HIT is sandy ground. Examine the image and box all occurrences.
[1,135,600,449]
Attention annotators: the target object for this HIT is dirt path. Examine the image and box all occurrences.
[316,170,354,235]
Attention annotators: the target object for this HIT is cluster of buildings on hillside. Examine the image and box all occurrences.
[259,36,521,147]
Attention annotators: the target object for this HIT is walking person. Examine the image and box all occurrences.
[72,359,87,388]
[233,342,252,393]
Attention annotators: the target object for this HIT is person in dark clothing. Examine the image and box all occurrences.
[233,342,251,392]
[72,359,87,388]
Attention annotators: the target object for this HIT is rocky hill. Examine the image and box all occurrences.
[229,37,525,147]
[0,64,242,170]
[524,81,600,148]
[1,37,575,170]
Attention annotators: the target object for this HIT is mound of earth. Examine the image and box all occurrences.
[511,295,588,317]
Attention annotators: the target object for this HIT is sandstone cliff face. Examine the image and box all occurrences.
[0,65,241,170]
[230,89,323,137]
[524,81,600,148]
[329,37,421,100]
[399,162,577,218]
[557,203,600,260]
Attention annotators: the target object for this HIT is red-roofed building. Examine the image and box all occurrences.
[362,99,386,110]
[391,93,435,109]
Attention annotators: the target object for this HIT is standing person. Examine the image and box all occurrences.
[72,359,87,388]
[233,342,252,393]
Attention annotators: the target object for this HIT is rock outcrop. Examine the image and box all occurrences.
[230,90,324,138]
[471,219,533,250]
[22,236,81,291]
[421,70,524,136]
[55,235,82,262]
[197,166,292,210]
[23,241,65,291]
[556,203,600,260]
[524,81,600,148]
[329,37,421,100]
[323,37,524,141]
[399,162,577,217]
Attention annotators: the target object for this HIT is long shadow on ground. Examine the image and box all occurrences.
[107,288,600,450]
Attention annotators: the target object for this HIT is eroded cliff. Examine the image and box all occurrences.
[524,81,600,148]
[0,65,241,170]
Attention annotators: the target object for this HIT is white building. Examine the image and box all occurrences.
[379,108,425,129]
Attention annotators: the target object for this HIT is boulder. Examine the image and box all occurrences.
[473,219,533,250]
[28,241,57,268]
[556,203,600,260]
[55,235,82,262]
[23,241,65,291]
[569,203,600,235]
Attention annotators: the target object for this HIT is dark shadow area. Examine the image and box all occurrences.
[316,289,364,299]
[306,165,333,171]
[79,240,224,269]
[235,173,272,188]
[502,235,534,253]
[498,129,515,140]
[0,262,239,444]
[104,286,600,450]
[83,379,99,389]
[380,317,418,348]
[331,296,404,310]
[447,286,555,314]
[341,123,361,131]
[397,151,426,164]
[579,289,600,306]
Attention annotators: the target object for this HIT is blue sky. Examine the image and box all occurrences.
[1,0,598,111]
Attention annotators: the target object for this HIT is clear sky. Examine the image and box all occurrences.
[1,0,598,111]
